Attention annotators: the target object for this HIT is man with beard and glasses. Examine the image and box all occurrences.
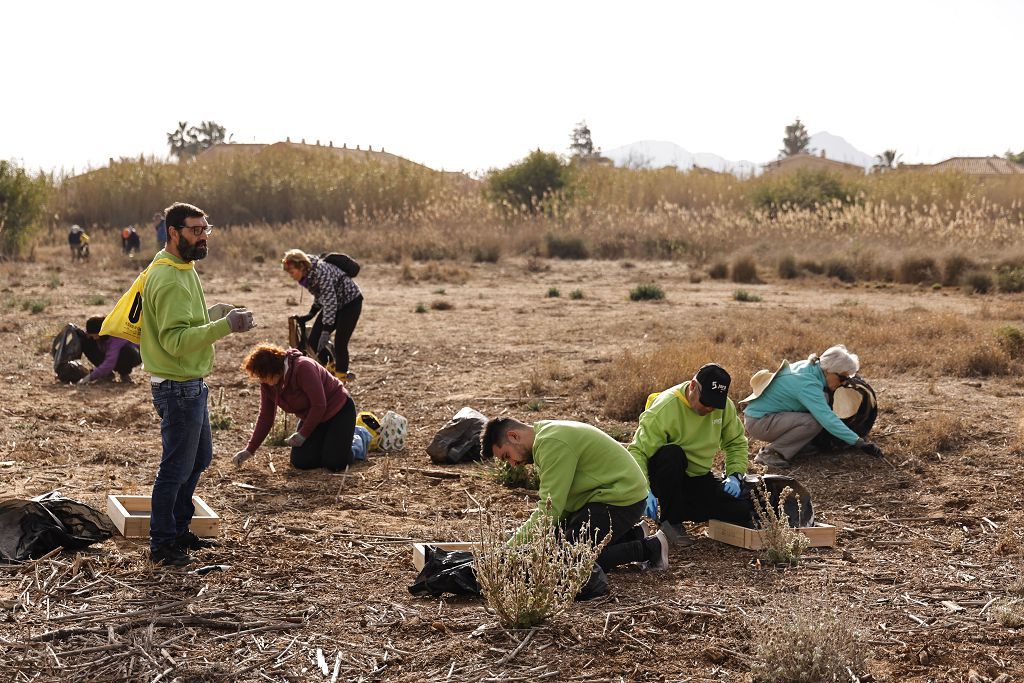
[143,202,256,567]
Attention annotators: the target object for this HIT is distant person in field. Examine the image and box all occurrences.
[122,225,140,256]
[77,315,142,384]
[142,202,255,567]
[742,344,883,468]
[282,249,362,378]
[153,212,167,250]
[628,363,751,546]
[233,343,371,471]
[68,224,86,261]
[480,417,670,574]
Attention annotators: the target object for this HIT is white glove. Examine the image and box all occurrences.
[225,307,255,333]
[284,432,306,447]
[208,303,237,321]
[232,449,252,466]
[77,376,92,386]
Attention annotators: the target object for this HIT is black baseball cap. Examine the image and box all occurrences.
[694,363,731,410]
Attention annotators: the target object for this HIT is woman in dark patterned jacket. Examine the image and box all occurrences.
[282,249,363,378]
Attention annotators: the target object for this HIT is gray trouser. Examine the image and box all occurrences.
[744,412,822,460]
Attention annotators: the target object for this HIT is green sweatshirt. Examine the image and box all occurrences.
[627,381,749,481]
[513,420,649,542]
[140,250,231,380]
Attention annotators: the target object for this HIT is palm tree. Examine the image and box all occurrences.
[873,149,902,172]
[167,121,190,160]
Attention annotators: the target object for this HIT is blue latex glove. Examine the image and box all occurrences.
[644,491,658,520]
[722,474,741,498]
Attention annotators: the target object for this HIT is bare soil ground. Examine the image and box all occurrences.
[2,247,1023,682]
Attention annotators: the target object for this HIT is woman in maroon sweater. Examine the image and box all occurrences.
[235,344,356,471]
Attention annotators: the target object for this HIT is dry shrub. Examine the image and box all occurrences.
[748,590,866,683]
[490,462,540,490]
[474,503,606,629]
[824,258,856,283]
[429,300,453,311]
[777,254,799,279]
[896,413,967,459]
[947,343,1010,377]
[524,256,549,273]
[708,261,728,279]
[964,270,994,294]
[545,233,588,260]
[994,528,1020,555]
[897,255,940,284]
[417,261,470,284]
[995,325,1024,359]
[731,254,760,284]
[751,480,809,566]
[988,598,1024,628]
[799,259,824,275]
[943,254,974,286]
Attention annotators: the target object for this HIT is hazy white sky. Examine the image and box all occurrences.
[6,0,1023,174]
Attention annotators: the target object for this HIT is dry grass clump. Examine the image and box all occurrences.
[895,413,968,459]
[490,462,540,490]
[731,255,760,284]
[945,342,1010,377]
[897,255,941,285]
[708,261,728,279]
[429,300,454,311]
[748,593,866,682]
[988,598,1024,628]
[474,502,606,629]
[751,480,809,566]
[777,254,799,279]
[942,254,975,286]
[995,325,1024,360]
[963,270,994,294]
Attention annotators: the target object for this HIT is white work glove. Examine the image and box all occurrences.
[225,307,255,333]
[77,376,92,386]
[208,303,237,321]
[232,449,252,466]
[284,432,306,447]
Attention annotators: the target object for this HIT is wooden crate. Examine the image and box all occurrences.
[106,494,220,538]
[411,542,479,571]
[707,519,836,550]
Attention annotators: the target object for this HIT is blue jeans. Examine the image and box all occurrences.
[150,379,212,551]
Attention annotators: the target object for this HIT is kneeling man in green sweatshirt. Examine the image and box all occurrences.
[628,363,751,546]
[481,418,669,572]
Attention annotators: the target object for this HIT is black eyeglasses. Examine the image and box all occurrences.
[174,224,213,236]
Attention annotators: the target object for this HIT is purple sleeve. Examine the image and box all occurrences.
[88,337,129,380]
[246,384,278,454]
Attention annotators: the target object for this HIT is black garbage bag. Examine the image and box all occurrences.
[426,407,488,465]
[51,323,83,372]
[811,376,878,451]
[408,546,609,601]
[737,474,814,529]
[0,492,117,562]
[56,360,89,384]
[409,547,479,597]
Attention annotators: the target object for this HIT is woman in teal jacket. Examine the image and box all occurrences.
[742,345,883,467]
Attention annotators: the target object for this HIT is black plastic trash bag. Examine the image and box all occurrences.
[408,546,608,601]
[737,474,814,529]
[426,407,488,465]
[409,547,480,597]
[812,376,878,451]
[0,491,117,562]
[51,323,90,384]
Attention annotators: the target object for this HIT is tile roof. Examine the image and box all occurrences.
[930,156,1024,175]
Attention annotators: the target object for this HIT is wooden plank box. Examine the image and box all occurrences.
[106,494,220,538]
[412,542,479,571]
[707,519,836,550]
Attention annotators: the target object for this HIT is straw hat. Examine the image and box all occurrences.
[741,360,789,404]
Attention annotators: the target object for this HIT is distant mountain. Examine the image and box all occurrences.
[806,132,874,169]
[602,140,758,176]
[604,132,873,175]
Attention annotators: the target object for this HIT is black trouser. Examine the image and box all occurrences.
[561,499,657,572]
[290,399,356,472]
[648,444,751,525]
[311,295,363,373]
[82,339,142,377]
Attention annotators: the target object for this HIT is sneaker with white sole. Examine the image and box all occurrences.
[659,520,696,547]
[646,530,670,570]
[753,448,791,468]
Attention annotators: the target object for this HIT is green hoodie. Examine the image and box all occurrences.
[513,420,649,542]
[627,381,749,481]
[140,250,231,380]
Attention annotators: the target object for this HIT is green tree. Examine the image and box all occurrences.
[569,121,597,159]
[1006,149,1024,165]
[0,160,50,258]
[486,149,571,213]
[873,149,902,172]
[167,120,228,160]
[780,117,811,158]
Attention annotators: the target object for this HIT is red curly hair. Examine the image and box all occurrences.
[241,343,288,382]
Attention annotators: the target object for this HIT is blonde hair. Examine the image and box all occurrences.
[282,249,311,272]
